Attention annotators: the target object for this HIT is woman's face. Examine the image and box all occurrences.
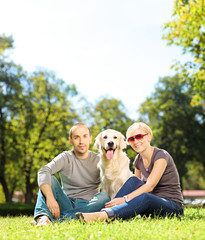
[128,128,151,153]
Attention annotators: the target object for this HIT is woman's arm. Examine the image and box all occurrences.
[105,158,167,207]
[135,168,141,178]
[127,158,167,200]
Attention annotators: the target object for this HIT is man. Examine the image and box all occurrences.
[31,123,110,226]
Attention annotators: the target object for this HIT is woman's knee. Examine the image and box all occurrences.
[125,176,144,188]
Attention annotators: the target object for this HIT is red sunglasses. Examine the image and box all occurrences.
[127,134,148,142]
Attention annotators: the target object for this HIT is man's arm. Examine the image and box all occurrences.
[40,184,60,219]
[38,153,66,219]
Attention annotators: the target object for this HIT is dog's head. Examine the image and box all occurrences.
[94,129,126,160]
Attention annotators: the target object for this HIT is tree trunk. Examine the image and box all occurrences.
[0,107,11,202]
[0,176,11,202]
[25,173,33,204]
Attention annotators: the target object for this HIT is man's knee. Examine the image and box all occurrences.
[51,176,61,188]
[95,191,111,203]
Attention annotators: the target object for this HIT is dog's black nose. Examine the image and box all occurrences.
[108,141,114,148]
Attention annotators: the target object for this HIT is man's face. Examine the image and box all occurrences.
[69,126,92,158]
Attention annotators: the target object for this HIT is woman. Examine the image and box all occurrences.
[76,122,184,222]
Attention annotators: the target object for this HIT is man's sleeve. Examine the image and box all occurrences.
[38,152,66,187]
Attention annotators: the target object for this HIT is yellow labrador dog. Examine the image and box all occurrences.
[94,129,133,199]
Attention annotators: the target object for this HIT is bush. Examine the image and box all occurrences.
[0,203,34,216]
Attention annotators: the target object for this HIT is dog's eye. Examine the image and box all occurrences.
[103,136,107,139]
[113,136,117,139]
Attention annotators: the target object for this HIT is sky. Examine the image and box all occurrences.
[0,0,190,119]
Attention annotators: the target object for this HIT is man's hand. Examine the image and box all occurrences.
[105,197,125,208]
[46,197,60,219]
[40,184,60,219]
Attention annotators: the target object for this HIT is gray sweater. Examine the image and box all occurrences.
[38,150,101,200]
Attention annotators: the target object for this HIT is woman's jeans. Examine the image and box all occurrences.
[103,176,184,219]
[34,176,110,222]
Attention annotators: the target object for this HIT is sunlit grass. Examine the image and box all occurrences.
[0,208,205,240]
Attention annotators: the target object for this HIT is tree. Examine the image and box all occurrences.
[163,0,205,106]
[139,75,205,185]
[0,34,13,56]
[182,161,205,190]
[0,34,80,203]
[14,70,79,203]
[89,97,136,169]
[0,34,25,202]
[91,97,133,136]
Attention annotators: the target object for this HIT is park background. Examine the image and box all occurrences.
[0,0,205,206]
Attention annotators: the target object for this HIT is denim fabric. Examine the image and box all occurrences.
[103,176,184,220]
[34,176,110,222]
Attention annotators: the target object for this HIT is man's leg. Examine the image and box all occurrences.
[34,176,74,222]
[80,192,111,213]
[61,192,111,219]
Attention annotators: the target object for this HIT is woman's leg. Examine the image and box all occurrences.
[75,176,144,222]
[77,177,183,222]
[105,193,184,220]
[114,176,144,198]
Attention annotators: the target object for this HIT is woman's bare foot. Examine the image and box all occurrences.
[76,211,108,223]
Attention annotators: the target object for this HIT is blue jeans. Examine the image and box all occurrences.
[103,176,184,219]
[34,176,110,222]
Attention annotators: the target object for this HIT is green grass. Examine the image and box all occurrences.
[0,208,205,240]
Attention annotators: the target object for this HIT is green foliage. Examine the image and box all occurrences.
[183,161,205,190]
[12,70,79,203]
[89,97,135,161]
[1,29,205,204]
[0,56,80,203]
[90,97,134,140]
[139,75,205,183]
[0,34,13,56]
[163,0,205,105]
[0,208,205,240]
[0,60,26,202]
[0,185,5,203]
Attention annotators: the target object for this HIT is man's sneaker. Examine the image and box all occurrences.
[36,216,51,226]
[30,220,37,226]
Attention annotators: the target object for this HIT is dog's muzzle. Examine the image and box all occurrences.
[104,141,116,160]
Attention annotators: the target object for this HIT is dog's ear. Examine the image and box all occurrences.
[94,133,101,150]
[119,133,127,150]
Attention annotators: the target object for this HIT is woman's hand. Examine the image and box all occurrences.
[105,197,125,208]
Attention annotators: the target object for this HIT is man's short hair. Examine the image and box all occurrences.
[69,123,91,139]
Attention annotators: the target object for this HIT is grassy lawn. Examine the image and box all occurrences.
[0,208,205,240]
